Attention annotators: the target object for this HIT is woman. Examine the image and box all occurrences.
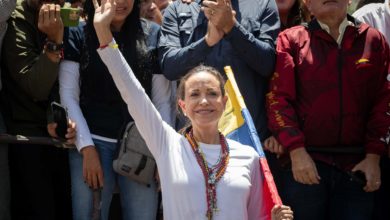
[91,0,293,219]
[59,0,172,219]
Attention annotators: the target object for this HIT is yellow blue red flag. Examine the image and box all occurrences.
[218,66,282,219]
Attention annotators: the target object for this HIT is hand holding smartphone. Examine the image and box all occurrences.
[51,102,69,140]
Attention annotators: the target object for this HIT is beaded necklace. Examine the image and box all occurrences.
[185,127,230,220]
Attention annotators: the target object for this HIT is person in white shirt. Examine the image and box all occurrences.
[353,0,390,43]
[59,0,173,219]
[90,0,294,219]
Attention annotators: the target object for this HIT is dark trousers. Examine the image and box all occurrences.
[0,113,11,220]
[279,161,374,220]
[373,157,390,220]
[9,143,71,220]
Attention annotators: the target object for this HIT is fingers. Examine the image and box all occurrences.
[43,4,50,26]
[93,0,100,9]
[38,5,44,25]
[55,4,61,21]
[47,122,58,138]
[272,205,294,220]
[201,6,214,19]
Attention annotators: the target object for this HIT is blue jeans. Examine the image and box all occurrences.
[0,112,10,220]
[279,161,374,220]
[69,139,158,220]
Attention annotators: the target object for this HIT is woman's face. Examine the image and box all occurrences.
[112,0,135,24]
[179,71,227,130]
[276,0,296,15]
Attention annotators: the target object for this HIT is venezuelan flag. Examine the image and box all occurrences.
[218,66,282,220]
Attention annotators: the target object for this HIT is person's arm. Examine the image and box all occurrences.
[59,60,95,152]
[223,0,280,77]
[266,32,320,185]
[352,34,390,192]
[266,33,304,152]
[0,0,16,22]
[2,3,63,101]
[158,2,213,80]
[152,74,174,126]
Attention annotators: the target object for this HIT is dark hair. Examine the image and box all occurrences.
[283,0,311,30]
[176,65,226,113]
[80,0,154,90]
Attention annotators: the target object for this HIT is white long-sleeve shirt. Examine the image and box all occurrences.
[97,44,265,220]
[353,2,390,44]
[59,60,173,151]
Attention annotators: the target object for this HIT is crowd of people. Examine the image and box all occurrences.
[0,0,389,219]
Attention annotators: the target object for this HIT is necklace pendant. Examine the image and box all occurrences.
[208,173,216,184]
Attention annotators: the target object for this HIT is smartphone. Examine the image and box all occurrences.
[60,7,81,27]
[51,102,69,140]
[347,171,366,186]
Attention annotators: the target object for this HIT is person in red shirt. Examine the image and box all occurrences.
[266,0,390,219]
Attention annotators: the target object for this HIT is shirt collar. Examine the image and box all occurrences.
[317,17,354,45]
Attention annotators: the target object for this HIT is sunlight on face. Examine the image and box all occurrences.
[111,0,135,24]
[179,71,227,130]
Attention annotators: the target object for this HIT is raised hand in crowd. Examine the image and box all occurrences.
[38,2,63,43]
[204,20,224,47]
[271,205,294,220]
[202,0,236,34]
[93,0,116,45]
[47,119,77,144]
[352,154,381,192]
[290,148,320,185]
[38,2,64,62]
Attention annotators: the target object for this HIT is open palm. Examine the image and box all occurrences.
[93,0,116,29]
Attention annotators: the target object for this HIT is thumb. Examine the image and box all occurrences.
[351,164,360,172]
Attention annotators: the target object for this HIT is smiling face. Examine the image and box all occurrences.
[111,0,135,27]
[178,71,227,130]
[304,0,349,22]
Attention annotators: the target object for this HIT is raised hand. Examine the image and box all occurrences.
[92,0,115,47]
[205,20,224,47]
[202,0,236,34]
[38,3,64,44]
[93,0,116,30]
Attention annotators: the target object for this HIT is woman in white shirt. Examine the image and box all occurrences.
[90,0,294,219]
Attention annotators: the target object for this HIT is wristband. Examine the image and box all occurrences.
[45,40,63,52]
